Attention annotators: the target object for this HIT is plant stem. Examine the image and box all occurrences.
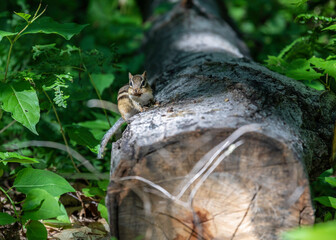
[0,120,16,134]
[3,43,14,83]
[78,49,112,127]
[43,89,80,173]
[0,186,19,220]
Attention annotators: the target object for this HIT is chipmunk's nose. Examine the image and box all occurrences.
[134,89,142,96]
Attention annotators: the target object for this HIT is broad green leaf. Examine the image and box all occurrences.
[21,17,88,40]
[66,125,100,149]
[320,168,333,178]
[287,69,322,81]
[56,203,70,223]
[0,212,17,225]
[286,58,323,81]
[22,189,64,220]
[98,199,108,222]
[303,80,325,91]
[0,30,17,41]
[314,196,336,208]
[309,56,336,79]
[282,220,336,240]
[0,152,39,164]
[14,168,75,196]
[323,24,336,31]
[26,220,47,240]
[91,73,115,95]
[0,82,40,135]
[82,187,105,197]
[325,177,336,187]
[14,12,31,22]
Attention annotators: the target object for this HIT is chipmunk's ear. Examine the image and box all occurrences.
[142,71,147,79]
[128,72,133,79]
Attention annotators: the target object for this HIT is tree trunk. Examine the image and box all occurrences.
[107,0,336,239]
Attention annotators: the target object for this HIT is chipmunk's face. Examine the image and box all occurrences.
[128,71,148,96]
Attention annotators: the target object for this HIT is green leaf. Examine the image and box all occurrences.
[91,73,115,95]
[303,80,325,91]
[82,187,105,197]
[14,12,31,22]
[0,30,17,41]
[66,125,100,149]
[0,212,17,225]
[26,220,47,240]
[314,196,336,208]
[320,169,333,177]
[0,152,39,164]
[0,82,40,135]
[56,203,71,223]
[309,56,336,79]
[14,168,75,196]
[98,199,108,222]
[282,220,336,240]
[285,58,323,81]
[21,17,88,40]
[22,189,64,220]
[325,177,336,187]
[287,69,322,81]
[323,24,336,31]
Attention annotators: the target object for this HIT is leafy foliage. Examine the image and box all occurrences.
[26,220,48,240]
[0,82,40,134]
[264,6,336,92]
[0,0,145,238]
[283,220,336,240]
[14,168,75,196]
[0,152,38,164]
[0,212,17,225]
[0,0,334,239]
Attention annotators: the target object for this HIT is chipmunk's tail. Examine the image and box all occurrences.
[97,117,125,159]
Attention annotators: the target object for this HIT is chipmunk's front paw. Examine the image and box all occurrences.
[141,106,149,112]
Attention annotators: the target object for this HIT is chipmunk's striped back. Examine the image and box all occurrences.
[117,85,139,121]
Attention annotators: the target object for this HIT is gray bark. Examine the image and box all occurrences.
[107,0,336,239]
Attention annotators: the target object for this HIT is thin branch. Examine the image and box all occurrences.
[43,90,80,173]
[7,140,100,177]
[0,120,16,134]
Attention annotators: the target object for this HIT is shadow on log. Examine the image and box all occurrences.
[106,0,336,239]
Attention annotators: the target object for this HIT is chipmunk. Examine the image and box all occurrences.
[97,71,153,159]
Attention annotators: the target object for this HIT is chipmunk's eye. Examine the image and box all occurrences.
[141,81,146,87]
[129,81,133,87]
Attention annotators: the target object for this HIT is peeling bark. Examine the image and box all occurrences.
[107,0,336,239]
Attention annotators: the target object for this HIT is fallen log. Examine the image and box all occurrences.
[106,0,336,239]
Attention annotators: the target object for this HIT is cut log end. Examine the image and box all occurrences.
[107,129,314,239]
